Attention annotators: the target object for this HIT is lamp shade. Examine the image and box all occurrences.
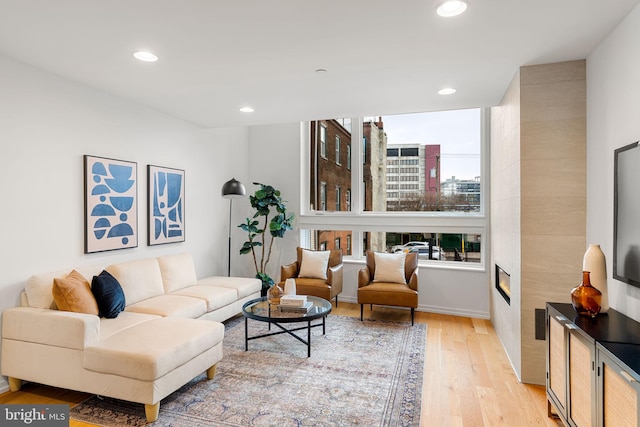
[221,178,246,199]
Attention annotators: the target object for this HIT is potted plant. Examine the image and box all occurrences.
[239,183,294,295]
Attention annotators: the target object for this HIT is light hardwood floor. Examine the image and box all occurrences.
[0,303,562,426]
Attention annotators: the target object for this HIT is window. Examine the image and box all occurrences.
[303,109,486,268]
[310,119,351,212]
[300,229,351,255]
[364,231,481,263]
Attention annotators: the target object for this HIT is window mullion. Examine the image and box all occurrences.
[351,116,364,214]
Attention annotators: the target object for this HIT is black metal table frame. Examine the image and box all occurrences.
[242,297,331,357]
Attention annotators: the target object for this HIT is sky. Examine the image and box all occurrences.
[370,108,481,181]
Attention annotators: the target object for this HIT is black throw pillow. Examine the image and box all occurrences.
[91,270,126,318]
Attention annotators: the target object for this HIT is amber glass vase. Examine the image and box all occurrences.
[267,283,283,305]
[571,271,602,318]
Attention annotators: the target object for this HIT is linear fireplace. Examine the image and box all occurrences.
[495,264,510,305]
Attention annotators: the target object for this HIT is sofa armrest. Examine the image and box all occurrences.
[408,268,419,291]
[2,307,100,350]
[327,264,343,294]
[358,268,370,288]
[280,262,298,282]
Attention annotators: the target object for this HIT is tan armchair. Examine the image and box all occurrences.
[358,251,419,325]
[279,247,343,305]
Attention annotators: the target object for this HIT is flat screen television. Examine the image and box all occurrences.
[614,141,640,288]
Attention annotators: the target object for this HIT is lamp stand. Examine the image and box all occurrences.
[227,198,233,277]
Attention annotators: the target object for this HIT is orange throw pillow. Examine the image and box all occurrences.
[52,269,99,315]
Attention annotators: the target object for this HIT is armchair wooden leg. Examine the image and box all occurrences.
[411,308,415,326]
[360,304,364,321]
[335,296,338,307]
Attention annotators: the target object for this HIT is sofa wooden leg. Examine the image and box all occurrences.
[145,402,160,422]
[360,304,364,321]
[411,308,415,326]
[206,364,218,380]
[8,377,22,392]
[335,296,338,307]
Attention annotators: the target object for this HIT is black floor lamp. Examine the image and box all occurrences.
[221,178,246,276]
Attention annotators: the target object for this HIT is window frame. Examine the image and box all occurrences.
[299,108,489,270]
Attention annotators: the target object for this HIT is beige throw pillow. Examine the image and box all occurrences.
[298,249,330,280]
[52,269,99,315]
[373,252,407,284]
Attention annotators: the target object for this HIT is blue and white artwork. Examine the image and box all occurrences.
[84,155,138,253]
[148,165,185,245]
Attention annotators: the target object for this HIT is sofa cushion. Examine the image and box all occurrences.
[157,253,198,293]
[125,295,207,318]
[25,266,103,309]
[91,270,126,318]
[100,311,161,340]
[52,270,99,315]
[84,317,224,381]
[106,258,165,306]
[196,276,262,299]
[171,285,238,311]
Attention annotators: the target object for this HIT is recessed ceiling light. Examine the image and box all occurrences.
[438,88,457,95]
[436,0,468,17]
[239,106,255,113]
[133,51,158,62]
[315,68,328,74]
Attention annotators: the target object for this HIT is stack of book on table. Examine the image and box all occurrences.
[279,295,313,313]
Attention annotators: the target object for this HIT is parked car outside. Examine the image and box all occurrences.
[409,245,445,260]
[391,241,428,253]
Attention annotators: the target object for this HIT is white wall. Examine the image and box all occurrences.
[587,3,640,321]
[0,55,249,392]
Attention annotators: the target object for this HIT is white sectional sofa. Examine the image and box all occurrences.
[1,253,261,422]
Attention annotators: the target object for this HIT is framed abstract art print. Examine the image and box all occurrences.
[148,165,185,245]
[84,155,138,253]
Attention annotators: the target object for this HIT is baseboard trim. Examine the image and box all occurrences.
[0,377,9,394]
[338,296,490,320]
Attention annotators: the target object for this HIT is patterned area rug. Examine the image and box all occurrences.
[70,314,425,426]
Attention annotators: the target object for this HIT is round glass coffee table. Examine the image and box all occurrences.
[241,295,332,357]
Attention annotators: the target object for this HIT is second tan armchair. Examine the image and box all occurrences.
[279,247,343,305]
[358,251,419,325]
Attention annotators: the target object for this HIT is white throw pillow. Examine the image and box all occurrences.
[373,252,407,284]
[298,249,330,280]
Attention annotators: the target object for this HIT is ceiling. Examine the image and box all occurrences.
[1,0,638,128]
